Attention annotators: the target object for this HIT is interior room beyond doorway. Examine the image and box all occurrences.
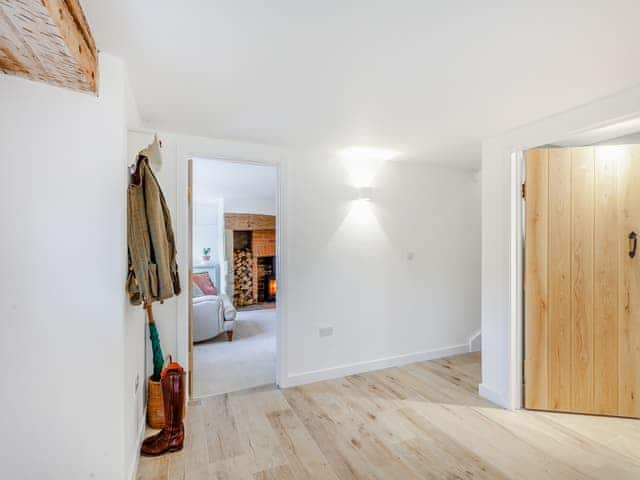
[190,158,278,398]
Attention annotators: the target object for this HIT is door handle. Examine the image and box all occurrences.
[629,231,638,258]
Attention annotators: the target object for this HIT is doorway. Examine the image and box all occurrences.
[188,157,279,398]
[523,145,640,417]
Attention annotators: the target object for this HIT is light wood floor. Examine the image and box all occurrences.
[137,352,640,479]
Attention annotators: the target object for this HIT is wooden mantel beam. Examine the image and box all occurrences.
[0,0,97,94]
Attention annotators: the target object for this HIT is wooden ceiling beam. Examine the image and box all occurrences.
[0,0,97,94]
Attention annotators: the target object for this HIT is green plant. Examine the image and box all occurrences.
[202,247,211,256]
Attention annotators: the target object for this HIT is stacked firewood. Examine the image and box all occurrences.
[233,248,255,306]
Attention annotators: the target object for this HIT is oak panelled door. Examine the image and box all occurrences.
[525,146,640,417]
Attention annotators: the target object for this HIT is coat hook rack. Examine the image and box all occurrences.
[128,133,163,173]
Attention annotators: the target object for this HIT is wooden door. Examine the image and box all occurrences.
[524,145,640,417]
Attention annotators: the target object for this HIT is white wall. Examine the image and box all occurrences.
[193,200,223,267]
[0,54,137,479]
[139,132,481,390]
[481,84,640,409]
[284,154,481,382]
[224,196,276,215]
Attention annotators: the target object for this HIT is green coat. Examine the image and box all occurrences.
[127,156,181,305]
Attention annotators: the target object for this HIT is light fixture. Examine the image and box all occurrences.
[338,145,400,189]
[356,186,373,201]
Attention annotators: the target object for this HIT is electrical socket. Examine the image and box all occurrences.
[319,325,333,337]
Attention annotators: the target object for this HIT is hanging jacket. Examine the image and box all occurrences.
[127,155,181,305]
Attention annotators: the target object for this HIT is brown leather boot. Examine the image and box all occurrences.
[141,362,185,456]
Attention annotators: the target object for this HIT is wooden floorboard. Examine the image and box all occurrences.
[137,353,640,479]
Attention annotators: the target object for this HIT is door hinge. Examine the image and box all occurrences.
[521,182,526,199]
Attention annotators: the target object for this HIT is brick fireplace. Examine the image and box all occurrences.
[226,213,276,308]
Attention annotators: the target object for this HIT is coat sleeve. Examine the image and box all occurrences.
[143,161,181,301]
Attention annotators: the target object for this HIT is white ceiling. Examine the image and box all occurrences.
[82,1,640,168]
[192,158,276,204]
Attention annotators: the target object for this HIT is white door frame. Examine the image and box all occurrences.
[481,85,640,410]
[176,145,288,398]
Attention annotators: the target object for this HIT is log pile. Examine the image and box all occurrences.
[233,248,255,306]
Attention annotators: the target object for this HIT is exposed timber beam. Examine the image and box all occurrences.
[0,0,97,94]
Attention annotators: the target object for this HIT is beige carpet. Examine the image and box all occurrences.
[193,308,276,398]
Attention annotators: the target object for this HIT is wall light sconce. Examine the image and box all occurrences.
[338,146,400,190]
[357,186,373,201]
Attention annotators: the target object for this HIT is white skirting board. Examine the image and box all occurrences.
[478,383,509,408]
[468,330,481,352]
[282,343,470,388]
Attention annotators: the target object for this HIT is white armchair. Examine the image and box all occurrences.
[192,294,237,342]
